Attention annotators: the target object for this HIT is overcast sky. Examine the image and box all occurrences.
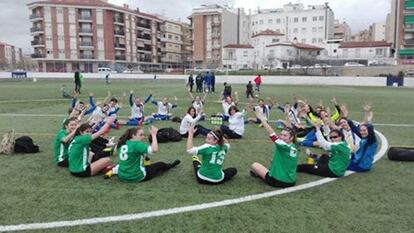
[0,0,390,55]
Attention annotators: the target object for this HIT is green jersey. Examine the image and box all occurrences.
[328,141,351,177]
[117,140,151,182]
[68,135,92,173]
[268,135,299,183]
[189,143,230,182]
[53,129,69,164]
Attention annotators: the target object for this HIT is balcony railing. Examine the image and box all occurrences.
[137,23,151,29]
[114,16,124,23]
[79,28,93,33]
[30,27,43,33]
[79,15,92,20]
[404,38,414,45]
[137,34,151,40]
[31,40,44,46]
[31,53,45,58]
[115,55,126,60]
[114,30,125,36]
[80,41,93,47]
[114,43,126,48]
[138,46,152,52]
[29,14,42,20]
[79,54,94,59]
[138,57,152,62]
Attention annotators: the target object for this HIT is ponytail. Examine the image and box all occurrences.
[118,128,139,146]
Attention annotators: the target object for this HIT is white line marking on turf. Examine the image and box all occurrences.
[0,130,389,232]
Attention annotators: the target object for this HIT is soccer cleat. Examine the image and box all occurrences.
[102,164,116,174]
[104,170,113,179]
[144,156,151,166]
[170,159,181,168]
[192,155,201,164]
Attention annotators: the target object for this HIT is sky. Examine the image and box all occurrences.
[0,0,390,55]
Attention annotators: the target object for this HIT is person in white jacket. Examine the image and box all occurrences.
[220,106,245,139]
[180,107,210,137]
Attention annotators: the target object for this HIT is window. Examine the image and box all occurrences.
[293,28,298,33]
[312,27,317,32]
[259,20,264,24]
[318,38,323,43]
[302,17,307,22]
[376,48,384,56]
[243,51,248,57]
[318,27,323,32]
[312,38,317,43]
[272,38,279,43]
[313,16,317,21]
[302,28,307,33]
[294,17,299,23]
[319,16,324,21]
[268,19,273,24]
[276,18,281,24]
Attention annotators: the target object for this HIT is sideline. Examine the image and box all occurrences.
[0,130,388,232]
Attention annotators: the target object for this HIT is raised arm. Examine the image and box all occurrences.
[61,129,77,144]
[129,90,134,107]
[91,117,115,140]
[312,120,332,151]
[149,126,158,153]
[186,124,196,152]
[144,93,152,104]
[362,103,373,124]
[102,91,111,104]
[255,110,275,136]
[234,91,239,105]
[201,92,208,102]
[188,91,194,101]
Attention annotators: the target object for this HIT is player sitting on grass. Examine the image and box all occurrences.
[250,110,299,188]
[54,117,78,167]
[150,94,178,121]
[186,125,237,185]
[104,126,180,181]
[68,117,115,178]
[188,91,207,120]
[118,90,153,126]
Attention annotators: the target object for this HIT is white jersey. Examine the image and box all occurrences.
[130,103,144,118]
[229,111,245,135]
[109,105,119,118]
[157,101,173,115]
[222,100,235,117]
[192,100,204,115]
[89,106,106,124]
[255,104,271,120]
[343,129,361,152]
[179,113,202,134]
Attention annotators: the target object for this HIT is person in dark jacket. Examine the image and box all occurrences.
[74,70,81,94]
[187,74,194,92]
[195,73,203,93]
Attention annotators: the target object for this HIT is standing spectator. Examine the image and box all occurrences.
[187,74,194,92]
[105,73,111,85]
[211,72,216,92]
[204,71,212,92]
[74,70,81,94]
[246,81,253,99]
[222,82,232,99]
[195,73,203,93]
[254,74,262,96]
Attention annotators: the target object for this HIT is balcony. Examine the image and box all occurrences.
[137,34,151,40]
[114,16,124,24]
[31,40,44,47]
[79,28,93,36]
[212,33,221,38]
[114,43,126,50]
[404,38,414,45]
[30,27,43,34]
[211,21,221,26]
[137,46,152,52]
[29,13,43,21]
[31,53,45,58]
[114,30,125,36]
[78,15,92,21]
[138,57,152,62]
[137,22,151,29]
[79,54,94,59]
[115,55,126,60]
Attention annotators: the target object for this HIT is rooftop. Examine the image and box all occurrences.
[339,41,392,48]
[223,44,254,49]
[252,29,285,38]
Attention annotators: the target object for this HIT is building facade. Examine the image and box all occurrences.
[251,30,285,68]
[389,0,414,63]
[28,0,163,72]
[333,20,351,41]
[250,3,335,45]
[338,41,392,59]
[189,5,248,69]
[0,42,23,70]
[222,44,254,70]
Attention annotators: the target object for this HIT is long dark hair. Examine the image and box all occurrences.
[74,123,92,136]
[283,127,297,144]
[187,106,196,118]
[210,127,224,148]
[228,106,239,115]
[63,117,77,129]
[118,128,139,147]
[359,123,377,156]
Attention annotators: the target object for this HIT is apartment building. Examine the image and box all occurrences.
[0,42,23,70]
[27,0,163,72]
[333,20,351,41]
[250,3,335,45]
[389,0,414,63]
[189,4,249,69]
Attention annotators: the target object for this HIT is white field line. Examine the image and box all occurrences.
[0,130,388,232]
[0,113,413,128]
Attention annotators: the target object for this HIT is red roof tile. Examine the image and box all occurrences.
[252,29,285,38]
[223,44,254,49]
[339,41,392,48]
[293,43,323,50]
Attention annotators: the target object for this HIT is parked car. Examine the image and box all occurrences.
[123,69,144,74]
[261,65,270,70]
[344,62,365,67]
[290,64,303,69]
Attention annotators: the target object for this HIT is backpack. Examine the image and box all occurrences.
[14,136,40,153]
[0,129,15,155]
[149,127,182,143]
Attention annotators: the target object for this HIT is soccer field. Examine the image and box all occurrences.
[0,79,413,233]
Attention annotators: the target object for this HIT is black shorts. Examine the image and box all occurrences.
[57,158,69,168]
[70,166,91,178]
[265,173,295,188]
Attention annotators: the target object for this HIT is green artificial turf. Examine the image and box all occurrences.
[0,79,413,232]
